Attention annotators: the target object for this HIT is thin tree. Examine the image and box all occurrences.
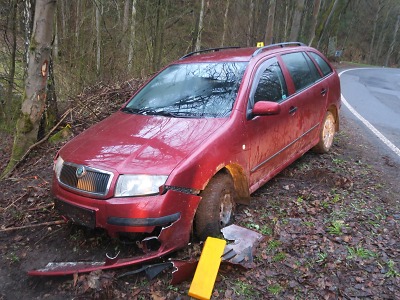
[308,0,322,46]
[2,0,56,178]
[221,0,230,47]
[289,0,305,42]
[317,0,339,49]
[385,14,400,66]
[128,0,137,73]
[195,0,205,51]
[95,0,101,73]
[265,0,276,45]
[247,0,254,46]
[3,0,18,125]
[368,0,385,64]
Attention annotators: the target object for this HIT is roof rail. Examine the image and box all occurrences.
[179,46,240,60]
[252,42,306,57]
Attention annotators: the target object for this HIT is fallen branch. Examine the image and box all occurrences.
[0,192,29,212]
[0,220,65,233]
[27,203,54,211]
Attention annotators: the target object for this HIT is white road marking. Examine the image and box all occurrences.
[339,69,400,158]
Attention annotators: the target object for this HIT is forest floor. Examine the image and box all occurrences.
[0,75,399,300]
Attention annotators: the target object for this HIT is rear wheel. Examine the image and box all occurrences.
[313,111,336,153]
[195,173,235,241]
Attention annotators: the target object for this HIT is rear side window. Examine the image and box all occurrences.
[309,52,333,76]
[281,52,321,92]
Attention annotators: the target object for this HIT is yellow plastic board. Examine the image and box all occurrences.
[188,237,226,300]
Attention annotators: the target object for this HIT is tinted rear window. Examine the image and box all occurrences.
[281,52,321,91]
[309,52,333,77]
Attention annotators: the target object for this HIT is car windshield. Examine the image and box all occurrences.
[123,62,248,118]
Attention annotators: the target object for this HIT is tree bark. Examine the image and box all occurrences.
[376,2,392,63]
[289,0,305,42]
[221,0,230,47]
[3,0,18,124]
[308,0,322,46]
[247,0,254,47]
[265,0,276,45]
[368,1,384,64]
[2,0,56,178]
[128,0,137,73]
[195,0,205,51]
[385,14,400,66]
[123,0,130,34]
[317,0,339,49]
[95,1,101,74]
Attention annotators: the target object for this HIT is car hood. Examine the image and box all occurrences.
[59,111,227,175]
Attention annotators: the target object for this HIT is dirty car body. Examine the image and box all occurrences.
[52,43,341,265]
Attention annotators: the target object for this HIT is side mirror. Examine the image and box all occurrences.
[252,101,281,116]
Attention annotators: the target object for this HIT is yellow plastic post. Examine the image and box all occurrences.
[188,237,227,300]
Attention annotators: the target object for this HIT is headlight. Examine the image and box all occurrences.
[115,175,168,197]
[54,155,64,179]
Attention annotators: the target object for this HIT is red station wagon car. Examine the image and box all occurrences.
[53,42,340,259]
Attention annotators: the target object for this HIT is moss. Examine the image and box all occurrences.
[19,114,34,134]
[48,125,72,144]
[29,37,38,52]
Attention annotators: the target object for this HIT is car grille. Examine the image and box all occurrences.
[59,163,112,196]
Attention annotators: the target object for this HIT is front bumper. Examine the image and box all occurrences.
[53,180,201,253]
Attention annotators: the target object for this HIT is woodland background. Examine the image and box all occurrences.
[0,0,399,157]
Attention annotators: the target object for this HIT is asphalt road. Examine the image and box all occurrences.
[339,67,400,163]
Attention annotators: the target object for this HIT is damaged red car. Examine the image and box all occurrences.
[53,43,340,258]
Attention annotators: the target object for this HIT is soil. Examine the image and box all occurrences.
[0,79,399,300]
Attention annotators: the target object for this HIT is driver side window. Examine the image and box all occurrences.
[254,62,288,103]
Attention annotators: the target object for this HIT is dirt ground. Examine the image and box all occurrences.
[0,81,399,299]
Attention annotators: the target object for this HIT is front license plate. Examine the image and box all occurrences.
[55,199,96,229]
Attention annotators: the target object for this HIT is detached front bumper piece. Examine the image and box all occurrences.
[29,191,201,276]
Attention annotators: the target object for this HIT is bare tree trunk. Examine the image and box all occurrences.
[75,0,81,47]
[247,0,254,46]
[123,0,130,34]
[317,0,339,49]
[3,0,18,124]
[376,2,391,63]
[96,1,101,74]
[308,0,322,46]
[289,0,305,41]
[221,0,230,47]
[128,0,137,73]
[265,0,276,44]
[2,0,56,178]
[38,55,57,139]
[385,14,400,66]
[195,0,205,51]
[152,0,163,70]
[368,1,384,64]
[23,0,34,66]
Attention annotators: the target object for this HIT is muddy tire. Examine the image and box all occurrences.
[195,173,235,241]
[313,111,336,154]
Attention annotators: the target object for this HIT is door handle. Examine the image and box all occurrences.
[321,88,328,95]
[289,106,298,114]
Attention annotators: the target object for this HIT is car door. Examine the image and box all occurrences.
[280,51,326,148]
[245,57,302,192]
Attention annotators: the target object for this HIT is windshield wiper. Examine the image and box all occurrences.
[122,107,194,118]
[121,107,156,115]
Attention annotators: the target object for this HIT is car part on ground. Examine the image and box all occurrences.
[221,224,264,268]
